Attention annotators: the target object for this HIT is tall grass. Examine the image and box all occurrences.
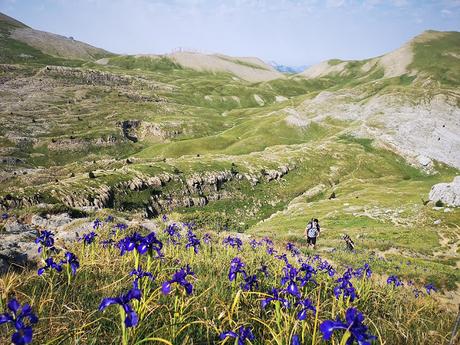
[0,219,455,344]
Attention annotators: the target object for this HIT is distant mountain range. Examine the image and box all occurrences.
[268,62,309,74]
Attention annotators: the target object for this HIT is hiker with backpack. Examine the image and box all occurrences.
[305,218,320,249]
[343,234,355,251]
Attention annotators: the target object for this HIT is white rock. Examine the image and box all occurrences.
[417,155,433,167]
[429,176,460,207]
[433,219,441,225]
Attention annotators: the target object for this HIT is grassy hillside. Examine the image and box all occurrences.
[0,16,459,343]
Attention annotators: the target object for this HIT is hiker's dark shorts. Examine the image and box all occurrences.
[307,237,316,245]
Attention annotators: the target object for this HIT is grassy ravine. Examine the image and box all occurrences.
[0,219,455,345]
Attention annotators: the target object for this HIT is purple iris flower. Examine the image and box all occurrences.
[34,230,55,253]
[353,264,372,279]
[115,223,128,232]
[105,215,114,223]
[425,283,437,295]
[185,230,201,254]
[281,264,301,298]
[1,213,8,220]
[38,257,62,275]
[137,232,163,258]
[296,298,316,320]
[130,267,154,289]
[266,246,277,256]
[223,236,243,251]
[276,253,289,265]
[162,214,168,222]
[262,237,273,246]
[162,265,195,295]
[117,232,144,256]
[387,275,403,287]
[413,288,422,298]
[81,231,97,245]
[261,288,290,309]
[220,326,255,345]
[318,260,336,277]
[291,335,300,345]
[334,269,357,301]
[203,233,212,244]
[286,243,301,257]
[299,263,317,286]
[99,287,142,327]
[61,252,79,275]
[320,307,375,345]
[228,257,247,281]
[101,239,115,248]
[249,239,262,249]
[0,298,38,345]
[241,274,258,291]
[93,218,102,230]
[164,223,182,244]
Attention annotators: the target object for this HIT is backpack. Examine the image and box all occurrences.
[307,223,317,238]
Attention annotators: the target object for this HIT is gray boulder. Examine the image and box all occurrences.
[429,176,460,207]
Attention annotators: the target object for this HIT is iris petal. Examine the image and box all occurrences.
[99,298,119,311]
[161,282,171,295]
[219,331,238,339]
[319,320,347,340]
[0,313,12,325]
[8,299,20,314]
[124,311,139,328]
[291,335,301,345]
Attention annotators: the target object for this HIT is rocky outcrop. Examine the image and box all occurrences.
[1,166,293,218]
[47,135,119,151]
[0,219,36,274]
[119,120,141,142]
[429,176,460,207]
[118,120,182,142]
[0,193,42,210]
[262,165,290,182]
[39,65,164,90]
[0,214,88,274]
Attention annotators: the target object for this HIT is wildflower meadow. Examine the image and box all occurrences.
[0,217,456,344]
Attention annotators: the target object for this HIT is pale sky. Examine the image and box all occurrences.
[1,0,460,66]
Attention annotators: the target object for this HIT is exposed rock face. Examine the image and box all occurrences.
[0,193,42,210]
[30,213,74,229]
[119,120,141,142]
[0,220,36,274]
[0,215,88,274]
[118,120,181,142]
[38,66,163,90]
[47,135,119,151]
[429,176,460,207]
[1,165,293,218]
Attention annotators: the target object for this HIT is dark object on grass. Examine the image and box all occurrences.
[343,234,354,251]
[435,200,444,207]
[449,305,460,345]
[329,192,336,199]
[88,171,96,179]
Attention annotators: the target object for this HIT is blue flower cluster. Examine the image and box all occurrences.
[0,299,38,345]
[223,235,243,250]
[35,230,56,254]
[162,265,195,295]
[320,307,376,345]
[117,231,163,258]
